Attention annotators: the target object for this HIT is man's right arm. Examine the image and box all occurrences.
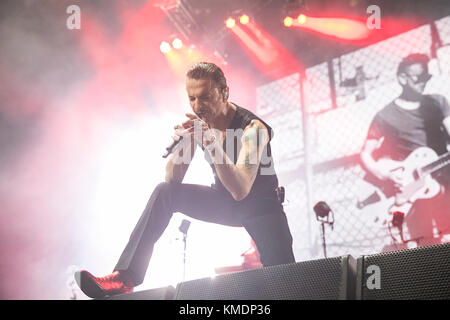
[165,135,196,183]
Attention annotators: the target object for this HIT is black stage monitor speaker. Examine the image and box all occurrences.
[100,286,175,300]
[175,255,356,300]
[356,243,450,300]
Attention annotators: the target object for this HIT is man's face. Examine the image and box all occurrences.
[399,63,431,95]
[186,77,225,123]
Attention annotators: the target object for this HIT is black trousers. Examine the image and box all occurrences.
[114,181,295,285]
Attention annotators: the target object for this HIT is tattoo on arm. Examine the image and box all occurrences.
[244,151,258,174]
[242,126,259,146]
[241,129,261,180]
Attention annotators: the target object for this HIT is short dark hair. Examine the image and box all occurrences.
[186,62,227,92]
[397,53,430,75]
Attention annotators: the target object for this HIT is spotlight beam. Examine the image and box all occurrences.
[231,25,278,66]
[228,20,302,75]
[291,16,370,40]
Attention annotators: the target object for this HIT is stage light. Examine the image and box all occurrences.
[226,17,236,29]
[392,211,405,228]
[160,41,171,53]
[297,14,307,24]
[240,14,250,25]
[283,17,293,27]
[172,38,183,49]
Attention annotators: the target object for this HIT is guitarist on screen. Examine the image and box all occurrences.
[360,53,450,236]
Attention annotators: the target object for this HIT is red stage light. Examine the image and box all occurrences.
[240,14,250,25]
[160,41,171,53]
[226,18,236,29]
[283,17,293,27]
[297,14,307,24]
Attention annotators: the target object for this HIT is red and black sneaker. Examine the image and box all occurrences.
[74,270,134,299]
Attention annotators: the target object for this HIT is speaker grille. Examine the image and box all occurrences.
[358,243,450,300]
[103,286,175,300]
[176,268,265,300]
[176,255,355,300]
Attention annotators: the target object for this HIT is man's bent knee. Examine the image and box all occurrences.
[153,181,176,196]
[145,181,177,213]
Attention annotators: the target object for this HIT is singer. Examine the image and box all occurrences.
[74,62,295,298]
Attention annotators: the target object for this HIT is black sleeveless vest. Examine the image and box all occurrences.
[203,104,279,201]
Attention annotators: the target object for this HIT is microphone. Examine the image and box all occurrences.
[162,118,205,158]
[162,134,184,158]
[179,219,191,234]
